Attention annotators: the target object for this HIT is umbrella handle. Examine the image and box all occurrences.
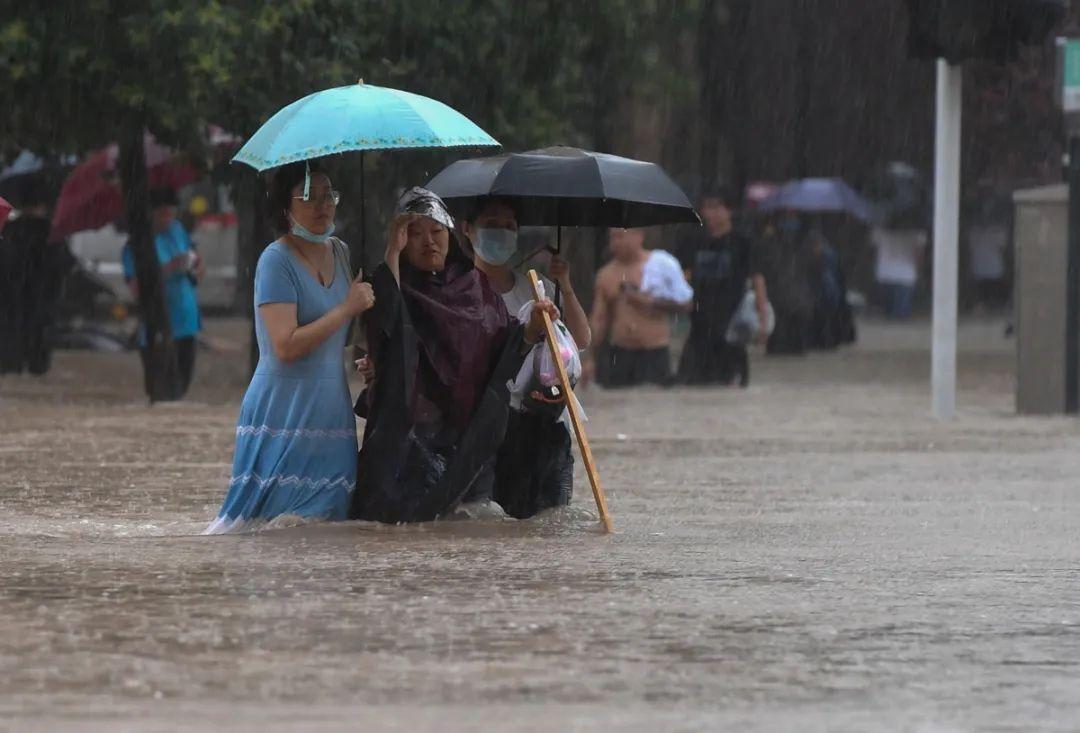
[359,152,366,278]
[553,225,562,308]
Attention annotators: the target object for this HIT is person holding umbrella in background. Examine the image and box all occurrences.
[122,187,205,399]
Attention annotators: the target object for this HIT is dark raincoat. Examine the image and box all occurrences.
[349,259,528,523]
[0,216,70,374]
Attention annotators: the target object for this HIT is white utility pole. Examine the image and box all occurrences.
[932,59,963,420]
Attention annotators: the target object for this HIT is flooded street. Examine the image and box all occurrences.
[2,318,1079,731]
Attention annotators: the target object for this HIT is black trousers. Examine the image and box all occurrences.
[139,336,196,400]
[766,312,809,356]
[678,331,749,387]
[493,410,573,519]
[602,345,673,388]
[0,238,62,375]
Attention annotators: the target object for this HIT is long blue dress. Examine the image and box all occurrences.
[204,240,357,534]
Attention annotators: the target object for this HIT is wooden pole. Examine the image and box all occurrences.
[528,269,613,533]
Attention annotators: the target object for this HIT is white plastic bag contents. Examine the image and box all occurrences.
[509,283,586,424]
[725,280,776,345]
[536,318,582,386]
[640,249,693,305]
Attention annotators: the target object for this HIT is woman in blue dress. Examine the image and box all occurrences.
[205,162,374,534]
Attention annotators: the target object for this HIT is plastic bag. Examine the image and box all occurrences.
[640,249,693,305]
[510,299,585,423]
[537,319,582,386]
[725,283,776,345]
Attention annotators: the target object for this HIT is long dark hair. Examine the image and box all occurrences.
[268,161,325,233]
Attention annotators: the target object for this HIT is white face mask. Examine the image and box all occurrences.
[288,214,335,244]
[472,227,518,265]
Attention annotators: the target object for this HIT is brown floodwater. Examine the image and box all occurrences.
[2,318,1079,731]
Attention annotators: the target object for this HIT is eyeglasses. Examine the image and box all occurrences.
[293,191,341,206]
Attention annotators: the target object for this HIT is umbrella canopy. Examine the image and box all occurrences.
[232,82,500,171]
[50,151,123,241]
[50,135,197,241]
[0,196,12,234]
[759,178,877,223]
[427,146,699,228]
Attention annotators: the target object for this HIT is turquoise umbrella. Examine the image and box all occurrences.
[232,81,500,264]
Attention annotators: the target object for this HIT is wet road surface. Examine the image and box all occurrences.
[1,318,1078,731]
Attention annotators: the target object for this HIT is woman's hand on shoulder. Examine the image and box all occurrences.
[343,270,375,316]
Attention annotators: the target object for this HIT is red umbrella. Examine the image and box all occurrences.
[49,150,123,241]
[0,195,12,234]
[48,133,199,241]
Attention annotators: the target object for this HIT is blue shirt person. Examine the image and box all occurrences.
[122,188,203,398]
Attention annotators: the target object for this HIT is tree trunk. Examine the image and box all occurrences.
[118,119,178,402]
[234,168,270,376]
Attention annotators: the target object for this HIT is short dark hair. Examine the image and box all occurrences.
[268,161,325,233]
[465,195,518,224]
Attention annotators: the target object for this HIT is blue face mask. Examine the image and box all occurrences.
[473,227,518,265]
[289,214,335,244]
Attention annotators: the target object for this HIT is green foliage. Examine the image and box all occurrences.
[0,0,706,161]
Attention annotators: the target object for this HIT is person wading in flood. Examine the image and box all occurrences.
[677,188,769,387]
[122,187,205,399]
[585,227,690,388]
[0,177,71,376]
[349,188,559,524]
[460,196,590,519]
[205,162,373,534]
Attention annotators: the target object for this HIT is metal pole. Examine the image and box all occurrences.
[554,223,562,308]
[359,151,366,278]
[932,59,962,420]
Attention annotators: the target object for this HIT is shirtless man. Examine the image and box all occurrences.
[586,227,690,388]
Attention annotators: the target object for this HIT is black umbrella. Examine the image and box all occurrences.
[427,146,699,228]
[428,146,699,302]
